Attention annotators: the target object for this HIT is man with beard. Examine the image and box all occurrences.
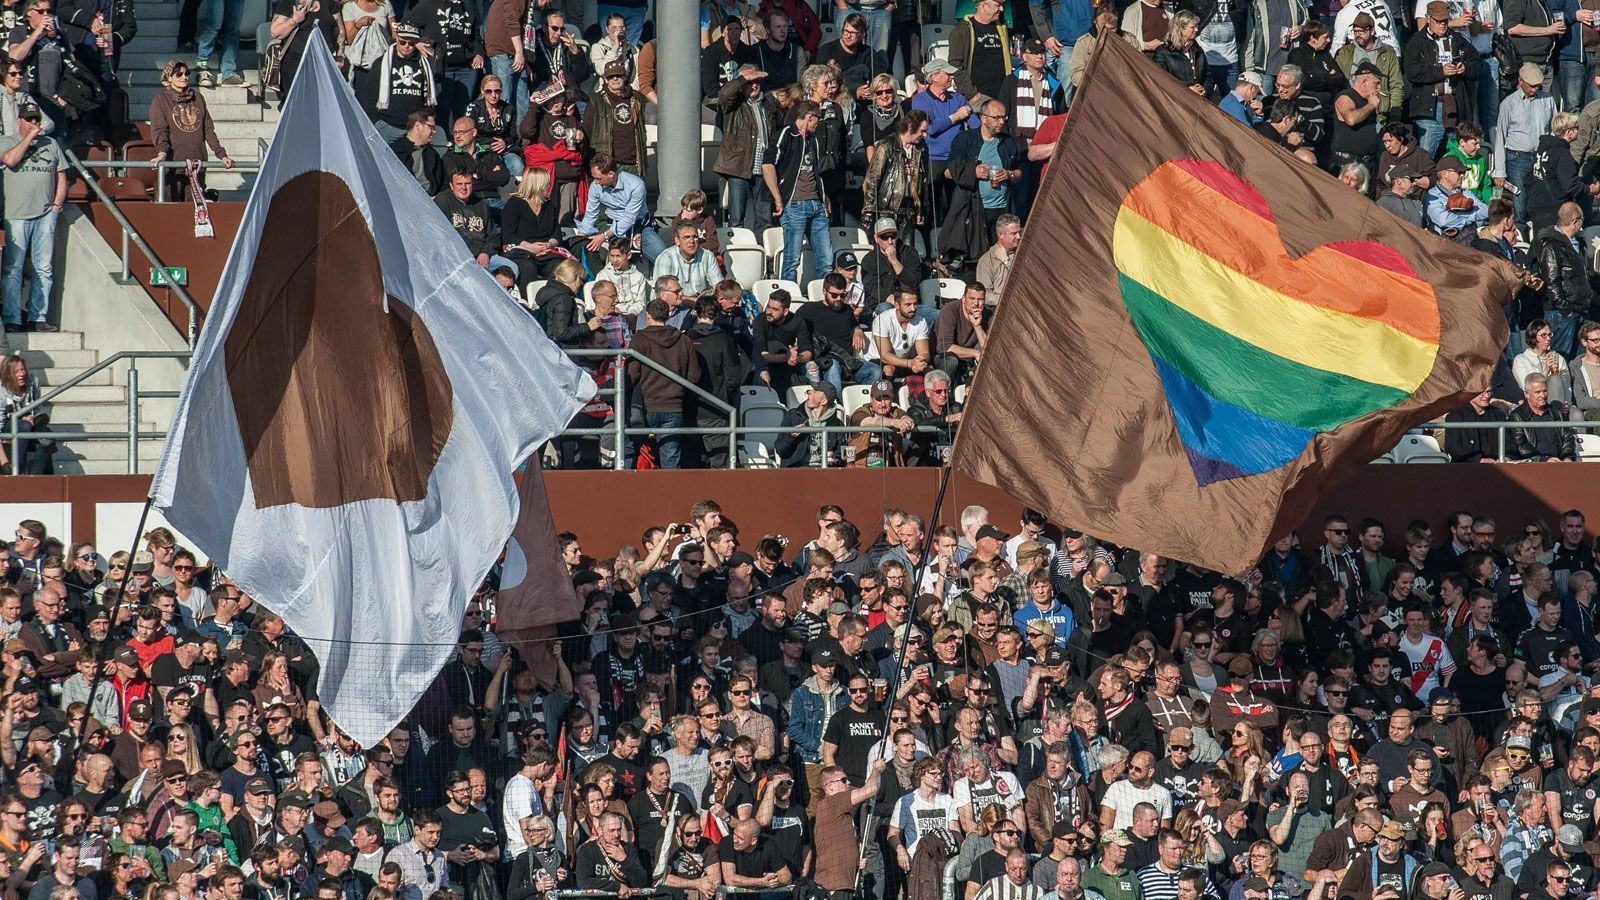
[575,812,648,893]
[1153,727,1207,807]
[1097,669,1156,759]
[1349,653,1424,733]
[661,813,720,897]
[627,756,693,867]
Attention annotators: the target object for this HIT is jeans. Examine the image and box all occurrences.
[503,151,524,180]
[842,5,893,53]
[723,173,763,232]
[1054,43,1076,105]
[1479,55,1500,132]
[631,410,685,469]
[780,198,832,282]
[1205,60,1239,102]
[439,66,481,126]
[598,3,647,44]
[2,211,57,327]
[487,53,531,131]
[1558,58,1596,111]
[1505,148,1535,226]
[639,222,669,266]
[5,414,51,474]
[1548,309,1583,358]
[196,0,244,77]
[1414,99,1445,157]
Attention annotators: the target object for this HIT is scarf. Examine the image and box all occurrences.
[869,101,899,132]
[376,46,435,111]
[891,753,917,788]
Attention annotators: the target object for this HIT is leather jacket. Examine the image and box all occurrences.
[1507,400,1575,460]
[862,134,927,224]
[1535,225,1594,315]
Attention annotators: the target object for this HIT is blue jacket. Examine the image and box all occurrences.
[787,675,843,763]
[1220,90,1259,125]
[1013,599,1075,646]
[911,88,975,161]
[1425,185,1488,233]
[1028,0,1096,46]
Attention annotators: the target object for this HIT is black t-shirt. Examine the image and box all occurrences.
[765,798,808,874]
[262,731,318,789]
[270,0,339,68]
[594,752,645,799]
[822,707,884,786]
[437,804,496,852]
[152,656,212,701]
[967,849,1007,892]
[1155,758,1208,805]
[574,841,649,891]
[1544,769,1599,837]
[718,837,789,879]
[627,788,693,865]
[22,789,59,840]
[967,20,1007,99]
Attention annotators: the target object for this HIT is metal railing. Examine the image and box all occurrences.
[63,148,208,346]
[2,351,189,475]
[3,343,1595,474]
[74,156,267,203]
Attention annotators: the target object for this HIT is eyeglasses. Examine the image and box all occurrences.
[699,711,721,719]
[890,716,909,723]
[848,687,870,694]
[76,553,95,561]
[1473,855,1495,863]
[1170,745,1192,752]
[682,829,703,836]
[729,689,750,696]
[1325,689,1348,696]
[995,829,1020,837]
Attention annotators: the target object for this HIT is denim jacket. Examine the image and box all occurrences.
[786,674,843,763]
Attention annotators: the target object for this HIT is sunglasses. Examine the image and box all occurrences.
[1192,641,1212,649]
[712,759,734,768]
[484,88,501,93]
[729,689,750,696]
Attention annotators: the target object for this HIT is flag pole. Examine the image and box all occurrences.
[854,463,954,893]
[77,494,154,748]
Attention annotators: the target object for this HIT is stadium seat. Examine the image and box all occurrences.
[786,385,808,409]
[897,385,910,408]
[806,280,826,305]
[1577,433,1600,462]
[1392,433,1450,464]
[954,384,967,405]
[923,23,951,60]
[831,226,869,249]
[738,384,781,410]
[820,21,839,45]
[581,281,595,310]
[760,228,815,281]
[521,279,547,309]
[920,277,967,306]
[904,74,920,97]
[739,403,788,467]
[753,278,804,305]
[1368,453,1395,463]
[700,124,722,193]
[725,246,767,289]
[96,176,149,202]
[719,226,759,248]
[120,141,160,191]
[843,384,872,416]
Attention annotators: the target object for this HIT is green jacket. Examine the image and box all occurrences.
[1083,864,1144,900]
[1443,136,1492,202]
[184,801,240,865]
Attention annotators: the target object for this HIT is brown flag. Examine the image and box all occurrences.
[493,458,581,690]
[950,34,1517,575]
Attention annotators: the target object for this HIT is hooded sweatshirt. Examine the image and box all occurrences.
[627,324,701,413]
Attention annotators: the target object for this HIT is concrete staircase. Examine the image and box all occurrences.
[117,0,279,195]
[4,329,164,474]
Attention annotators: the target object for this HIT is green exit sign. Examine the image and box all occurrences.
[149,267,187,287]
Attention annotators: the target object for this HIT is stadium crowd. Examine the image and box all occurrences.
[1,499,1600,900]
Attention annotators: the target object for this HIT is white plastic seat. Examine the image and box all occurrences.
[719,226,759,248]
[1577,432,1600,461]
[806,280,826,305]
[920,277,967,306]
[762,226,815,279]
[786,384,809,409]
[753,278,804,306]
[1392,433,1449,464]
[954,383,967,405]
[724,246,767,290]
[843,384,873,416]
[521,279,547,309]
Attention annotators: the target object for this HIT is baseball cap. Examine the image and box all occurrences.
[976,524,1009,542]
[1559,824,1587,852]
[1042,645,1068,667]
[1218,799,1245,820]
[726,551,755,568]
[174,631,201,649]
[1101,829,1133,846]
[1520,62,1545,85]
[1353,60,1382,79]
[321,836,355,857]
[870,379,895,401]
[393,21,421,40]
[809,381,839,405]
[130,551,154,573]
[244,777,274,796]
[1016,540,1048,561]
[873,216,900,236]
[114,647,139,667]
[128,700,154,722]
[25,726,52,743]
[1428,686,1455,704]
[1022,38,1046,54]
[810,647,839,668]
[278,790,316,810]
[167,859,198,882]
[1227,656,1254,677]
[222,648,250,667]
[1240,71,1264,89]
[834,249,860,269]
[1052,819,1078,839]
[1418,862,1452,879]
[1434,157,1466,175]
[781,627,807,644]
[922,59,958,77]
[11,676,38,694]
[1507,734,1533,751]
[1378,820,1407,840]
[603,60,628,78]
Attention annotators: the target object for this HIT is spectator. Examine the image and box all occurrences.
[1444,388,1511,462]
[869,287,932,381]
[1219,71,1264,125]
[1573,321,1600,421]
[628,299,702,470]
[860,217,927,305]
[1155,13,1207,97]
[1401,0,1479,156]
[763,98,833,283]
[1525,112,1585,234]
[934,283,989,385]
[520,90,585,222]
[652,222,724,297]
[441,116,511,204]
[576,154,649,259]
[0,106,64,336]
[585,61,646,178]
[390,108,445,196]
[863,110,931,238]
[499,167,564,287]
[1425,156,1488,239]
[1532,200,1594,358]
[588,13,638,92]
[975,215,1019,303]
[148,61,232,202]
[709,66,782,232]
[950,0,1012,107]
[1508,372,1576,461]
[1513,319,1573,405]
[1493,64,1557,225]
[434,171,509,272]
[464,75,521,178]
[946,99,1021,241]
[267,0,339,98]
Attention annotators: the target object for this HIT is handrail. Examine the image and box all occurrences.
[2,344,1596,474]
[73,158,266,203]
[63,147,203,346]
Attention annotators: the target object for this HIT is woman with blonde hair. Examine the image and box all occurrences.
[149,60,232,201]
[501,166,563,286]
[534,258,591,346]
[860,72,904,156]
[1154,11,1206,96]
[0,354,47,474]
[166,723,202,774]
[1173,807,1224,866]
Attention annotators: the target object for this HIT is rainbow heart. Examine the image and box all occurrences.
[1112,159,1442,487]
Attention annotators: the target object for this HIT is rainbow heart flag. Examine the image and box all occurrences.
[950,35,1516,575]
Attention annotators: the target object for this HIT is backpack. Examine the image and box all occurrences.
[1492,32,1521,89]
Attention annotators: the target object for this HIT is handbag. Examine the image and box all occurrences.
[54,56,106,116]
[260,39,288,97]
[1492,32,1521,88]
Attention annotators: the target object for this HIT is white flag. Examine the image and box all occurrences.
[150,32,595,747]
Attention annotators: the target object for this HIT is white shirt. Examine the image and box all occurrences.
[1397,632,1456,698]
[1102,779,1174,829]
[893,790,962,856]
[501,772,543,857]
[868,307,932,362]
[1005,534,1057,568]
[953,772,1023,821]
